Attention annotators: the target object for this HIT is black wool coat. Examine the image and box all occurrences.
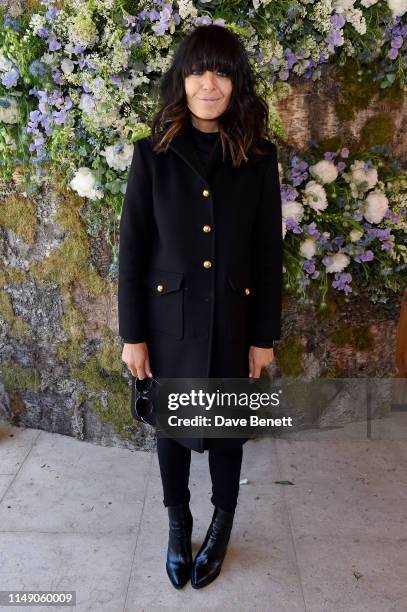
[118,121,283,453]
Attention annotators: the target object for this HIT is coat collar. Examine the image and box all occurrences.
[168,120,224,184]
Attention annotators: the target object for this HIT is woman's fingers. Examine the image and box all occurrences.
[144,355,153,378]
[122,342,153,379]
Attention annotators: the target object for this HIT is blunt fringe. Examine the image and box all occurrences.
[150,24,273,167]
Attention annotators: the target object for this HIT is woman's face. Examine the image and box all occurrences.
[184,67,232,129]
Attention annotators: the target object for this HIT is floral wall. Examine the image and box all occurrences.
[0,0,406,448]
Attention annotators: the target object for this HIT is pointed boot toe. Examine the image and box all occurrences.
[166,502,193,589]
[191,506,235,589]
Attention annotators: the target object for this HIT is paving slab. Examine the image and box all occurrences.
[0,421,41,475]
[0,428,152,535]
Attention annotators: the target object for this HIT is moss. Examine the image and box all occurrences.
[0,290,14,324]
[97,331,123,374]
[278,335,305,377]
[334,57,404,122]
[57,326,132,436]
[0,194,37,244]
[92,392,135,439]
[311,135,345,154]
[0,362,40,394]
[73,351,133,437]
[358,113,395,149]
[30,187,107,297]
[0,290,30,338]
[323,367,347,378]
[0,267,27,286]
[10,316,30,339]
[329,324,374,351]
[26,0,45,11]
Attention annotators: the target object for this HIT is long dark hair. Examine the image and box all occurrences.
[150,24,273,167]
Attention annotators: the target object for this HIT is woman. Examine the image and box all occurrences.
[118,24,283,590]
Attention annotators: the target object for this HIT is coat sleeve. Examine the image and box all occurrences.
[249,144,283,347]
[118,139,155,343]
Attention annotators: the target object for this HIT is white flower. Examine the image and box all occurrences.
[299,237,317,259]
[309,159,338,184]
[101,142,134,172]
[282,219,287,240]
[324,252,351,273]
[350,159,378,191]
[0,96,19,123]
[334,0,355,11]
[178,0,198,19]
[349,229,363,242]
[78,93,95,114]
[61,58,75,75]
[388,0,407,17]
[282,200,304,223]
[0,52,14,72]
[69,167,103,200]
[360,0,379,5]
[303,180,328,212]
[363,190,389,224]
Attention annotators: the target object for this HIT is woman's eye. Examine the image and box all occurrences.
[216,71,228,77]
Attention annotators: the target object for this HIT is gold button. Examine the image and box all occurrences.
[244,287,251,295]
[203,225,211,233]
[202,189,210,197]
[203,260,212,269]
[156,284,164,292]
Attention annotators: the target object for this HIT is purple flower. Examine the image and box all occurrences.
[49,38,61,51]
[332,272,352,294]
[45,5,58,20]
[1,69,19,88]
[354,250,374,263]
[3,17,20,31]
[391,36,403,49]
[340,148,349,158]
[303,259,315,273]
[327,28,344,53]
[330,14,345,29]
[36,27,49,38]
[388,48,398,60]
[29,60,47,78]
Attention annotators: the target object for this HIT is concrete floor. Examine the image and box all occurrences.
[0,415,407,612]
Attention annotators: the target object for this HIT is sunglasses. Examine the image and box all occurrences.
[132,376,161,424]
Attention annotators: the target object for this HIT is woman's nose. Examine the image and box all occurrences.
[201,71,217,89]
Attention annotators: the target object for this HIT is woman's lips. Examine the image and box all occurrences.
[198,98,221,103]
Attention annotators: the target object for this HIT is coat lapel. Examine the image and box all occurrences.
[168,124,223,184]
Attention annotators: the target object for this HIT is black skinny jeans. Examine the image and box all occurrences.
[156,436,243,512]
[156,323,245,513]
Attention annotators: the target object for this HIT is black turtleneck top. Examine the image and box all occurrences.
[190,123,220,171]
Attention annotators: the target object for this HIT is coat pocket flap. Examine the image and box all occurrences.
[227,275,252,296]
[144,269,184,294]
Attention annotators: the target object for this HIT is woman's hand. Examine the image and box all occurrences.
[122,342,153,379]
[248,346,274,378]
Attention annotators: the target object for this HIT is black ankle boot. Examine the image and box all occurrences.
[191,505,235,589]
[166,502,193,589]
